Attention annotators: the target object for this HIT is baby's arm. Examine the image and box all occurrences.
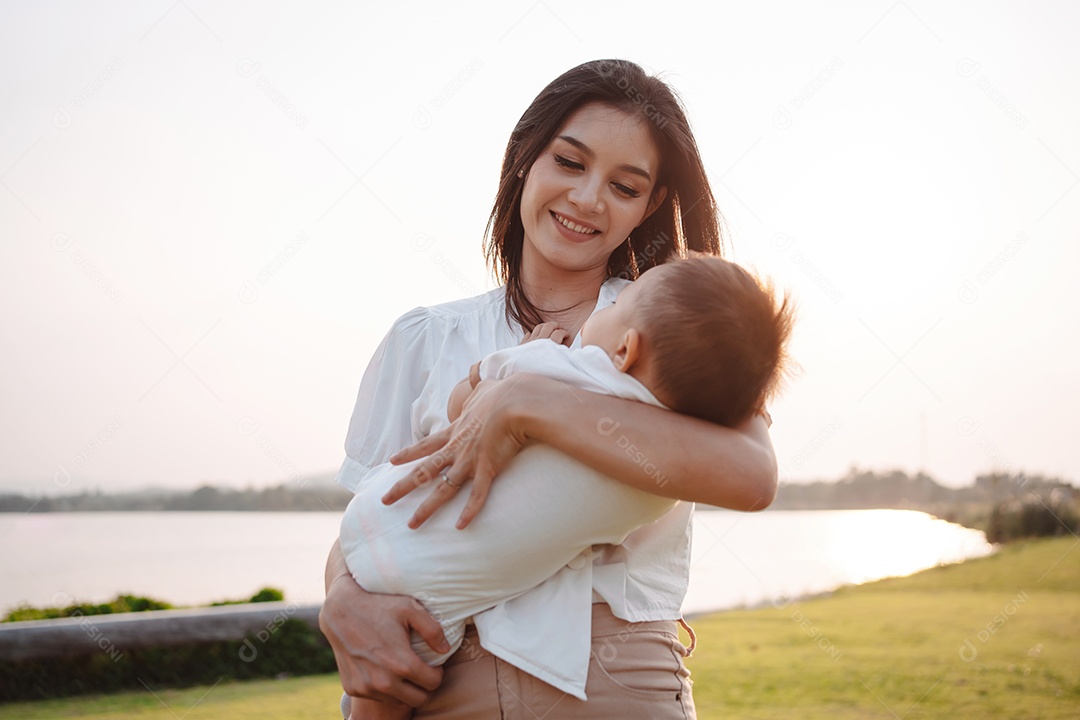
[446,362,481,422]
[445,324,569,421]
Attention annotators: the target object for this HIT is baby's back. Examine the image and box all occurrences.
[339,442,676,618]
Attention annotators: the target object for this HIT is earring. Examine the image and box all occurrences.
[516,169,524,178]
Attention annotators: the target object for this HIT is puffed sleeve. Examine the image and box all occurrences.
[334,307,433,493]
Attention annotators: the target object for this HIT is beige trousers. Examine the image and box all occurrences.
[409,603,696,719]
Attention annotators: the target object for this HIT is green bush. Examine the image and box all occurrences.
[248,587,285,603]
[987,493,1079,543]
[3,588,284,623]
[212,587,285,606]
[0,619,335,701]
[2,595,174,623]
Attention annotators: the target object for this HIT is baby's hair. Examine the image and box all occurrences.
[637,256,794,427]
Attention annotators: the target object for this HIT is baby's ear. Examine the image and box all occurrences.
[612,328,642,372]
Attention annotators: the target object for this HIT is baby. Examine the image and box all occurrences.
[340,256,793,719]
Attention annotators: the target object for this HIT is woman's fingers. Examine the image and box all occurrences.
[356,661,438,707]
[388,376,532,527]
[385,415,485,510]
[407,468,467,529]
[382,430,455,505]
[320,577,444,706]
[405,597,452,657]
[389,428,451,465]
[382,458,447,505]
[455,468,494,529]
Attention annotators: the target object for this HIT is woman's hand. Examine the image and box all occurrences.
[382,375,535,529]
[320,543,448,706]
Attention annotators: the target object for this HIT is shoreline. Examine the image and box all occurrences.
[1,509,993,618]
[683,541,1000,621]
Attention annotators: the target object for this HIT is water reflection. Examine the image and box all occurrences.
[0,509,993,616]
[685,509,993,615]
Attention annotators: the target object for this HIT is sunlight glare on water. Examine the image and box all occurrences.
[0,509,993,616]
[684,508,993,614]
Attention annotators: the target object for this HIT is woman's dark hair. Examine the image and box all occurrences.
[484,59,725,332]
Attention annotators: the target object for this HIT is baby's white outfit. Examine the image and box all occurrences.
[336,280,694,700]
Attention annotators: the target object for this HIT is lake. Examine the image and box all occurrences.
[0,509,993,616]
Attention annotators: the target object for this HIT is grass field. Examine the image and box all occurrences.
[1,536,1076,719]
[686,536,1080,719]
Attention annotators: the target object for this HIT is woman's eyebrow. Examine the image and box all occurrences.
[556,135,653,183]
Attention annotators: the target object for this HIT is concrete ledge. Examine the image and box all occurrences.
[0,602,322,662]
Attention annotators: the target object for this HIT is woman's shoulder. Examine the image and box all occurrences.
[386,285,508,338]
[424,284,506,319]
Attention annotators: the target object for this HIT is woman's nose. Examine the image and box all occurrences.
[568,174,604,214]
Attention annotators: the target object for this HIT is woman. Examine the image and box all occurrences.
[321,59,778,719]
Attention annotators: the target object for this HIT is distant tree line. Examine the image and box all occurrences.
[765,468,1078,541]
[769,469,1075,509]
[0,483,352,513]
[2,470,1077,541]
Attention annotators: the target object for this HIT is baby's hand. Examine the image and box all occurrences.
[520,322,570,346]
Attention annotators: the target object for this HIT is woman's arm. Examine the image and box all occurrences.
[384,373,777,529]
[523,375,777,508]
[319,539,449,706]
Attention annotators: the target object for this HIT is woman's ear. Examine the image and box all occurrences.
[612,328,642,373]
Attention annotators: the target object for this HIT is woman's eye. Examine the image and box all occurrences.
[554,154,584,171]
[553,154,641,199]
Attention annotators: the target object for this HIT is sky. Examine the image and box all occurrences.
[2,1,1078,496]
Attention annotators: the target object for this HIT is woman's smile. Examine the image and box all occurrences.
[550,210,601,240]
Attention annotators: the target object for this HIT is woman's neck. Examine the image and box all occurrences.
[518,257,609,336]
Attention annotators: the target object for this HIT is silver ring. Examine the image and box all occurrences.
[440,471,462,489]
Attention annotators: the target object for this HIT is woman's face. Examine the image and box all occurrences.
[519,102,664,280]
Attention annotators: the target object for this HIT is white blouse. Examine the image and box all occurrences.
[335,278,695,682]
